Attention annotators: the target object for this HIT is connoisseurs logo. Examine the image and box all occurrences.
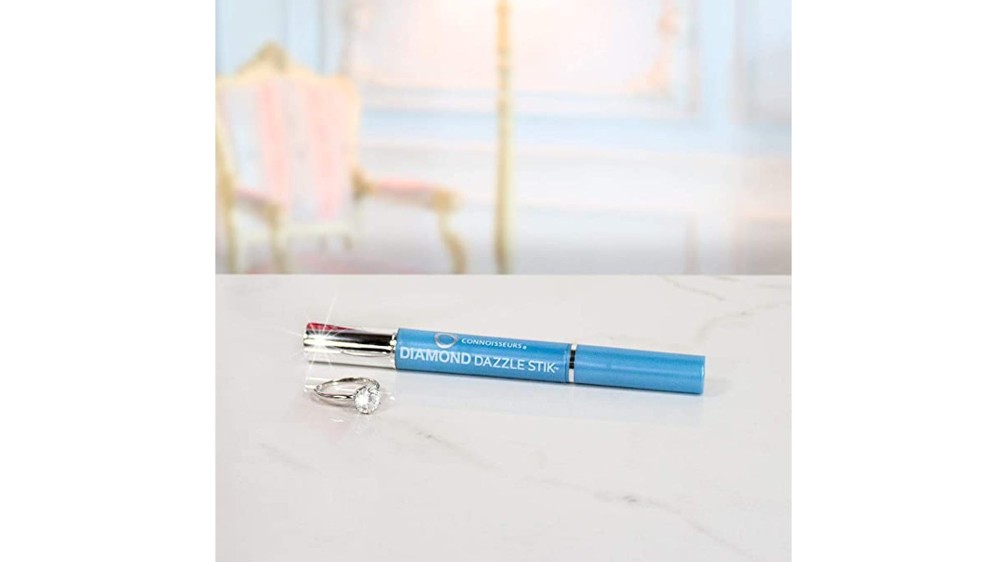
[434,333,459,349]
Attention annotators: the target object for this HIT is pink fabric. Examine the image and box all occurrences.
[372,178,437,193]
[255,81,291,206]
[369,178,439,207]
[302,81,344,219]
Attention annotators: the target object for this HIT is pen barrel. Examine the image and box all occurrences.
[573,345,705,395]
[395,328,569,383]
[395,328,705,394]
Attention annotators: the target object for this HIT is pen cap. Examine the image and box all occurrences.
[303,323,396,368]
[573,345,705,394]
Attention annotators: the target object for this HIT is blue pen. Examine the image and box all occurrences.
[304,323,705,395]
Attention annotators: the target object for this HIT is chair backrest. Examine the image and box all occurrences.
[216,43,361,222]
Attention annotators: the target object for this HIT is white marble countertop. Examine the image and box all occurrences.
[217,276,790,561]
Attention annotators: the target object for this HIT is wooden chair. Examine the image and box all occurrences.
[216,43,466,273]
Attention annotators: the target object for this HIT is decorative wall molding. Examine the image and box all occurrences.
[336,0,700,119]
[733,0,791,124]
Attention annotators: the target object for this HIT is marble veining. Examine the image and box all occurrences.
[693,300,792,345]
[659,276,730,302]
[218,276,790,561]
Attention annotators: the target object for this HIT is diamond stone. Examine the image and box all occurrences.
[353,384,381,414]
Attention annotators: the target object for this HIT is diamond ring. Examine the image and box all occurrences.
[311,377,382,414]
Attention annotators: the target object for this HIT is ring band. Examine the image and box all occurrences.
[312,377,382,414]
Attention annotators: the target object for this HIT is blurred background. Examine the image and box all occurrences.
[216,0,790,274]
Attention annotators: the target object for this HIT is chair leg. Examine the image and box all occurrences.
[224,222,240,274]
[221,203,241,274]
[436,207,467,274]
[226,243,240,274]
[267,208,289,273]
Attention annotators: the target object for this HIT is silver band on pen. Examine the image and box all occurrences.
[568,343,577,384]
